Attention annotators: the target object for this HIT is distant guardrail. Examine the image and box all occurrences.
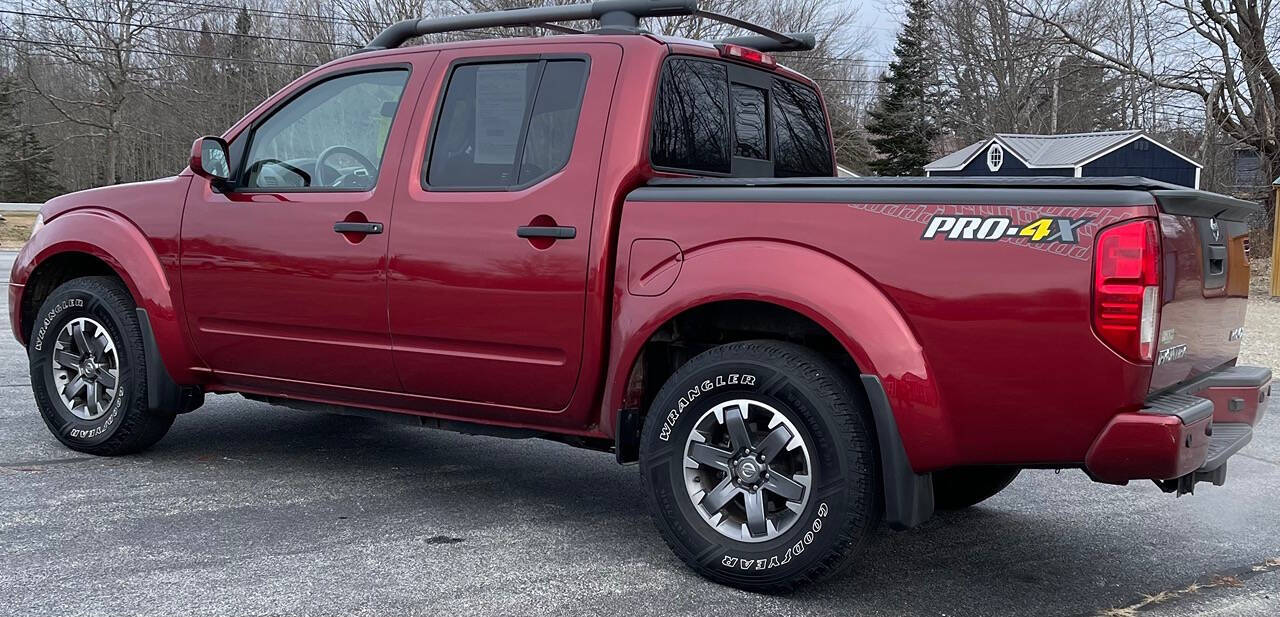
[0,203,41,212]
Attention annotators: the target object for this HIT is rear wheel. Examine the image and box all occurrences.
[931,467,1020,510]
[639,340,879,592]
[28,276,174,455]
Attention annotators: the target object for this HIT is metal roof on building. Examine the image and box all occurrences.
[925,130,1201,171]
[923,141,987,171]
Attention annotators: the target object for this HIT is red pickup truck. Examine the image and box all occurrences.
[10,0,1271,592]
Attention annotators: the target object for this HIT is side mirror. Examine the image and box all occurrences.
[190,136,231,182]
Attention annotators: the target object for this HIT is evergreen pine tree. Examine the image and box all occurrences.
[0,78,24,201]
[226,6,258,116]
[866,0,941,177]
[1,127,64,202]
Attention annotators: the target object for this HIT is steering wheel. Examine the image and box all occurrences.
[245,158,311,188]
[316,146,377,187]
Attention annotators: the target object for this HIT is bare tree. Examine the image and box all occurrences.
[10,0,199,184]
[0,0,877,190]
[1013,0,1280,189]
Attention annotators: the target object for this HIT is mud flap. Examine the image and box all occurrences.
[861,374,934,529]
[136,309,203,414]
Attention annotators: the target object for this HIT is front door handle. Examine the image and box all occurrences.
[516,226,576,239]
[334,221,384,235]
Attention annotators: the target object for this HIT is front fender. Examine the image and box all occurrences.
[604,239,956,471]
[13,208,202,384]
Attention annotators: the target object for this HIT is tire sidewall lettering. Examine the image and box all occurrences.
[643,355,859,584]
[719,502,830,571]
[31,298,84,352]
[30,288,132,446]
[658,372,757,442]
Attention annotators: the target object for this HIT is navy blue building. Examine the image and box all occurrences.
[924,130,1201,188]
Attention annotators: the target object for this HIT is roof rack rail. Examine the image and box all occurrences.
[359,0,816,54]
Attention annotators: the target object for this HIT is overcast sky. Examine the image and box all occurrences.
[842,1,902,63]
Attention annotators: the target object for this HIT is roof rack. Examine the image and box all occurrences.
[359,0,816,54]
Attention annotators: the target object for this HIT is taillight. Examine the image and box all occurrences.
[717,44,777,68]
[1093,219,1161,363]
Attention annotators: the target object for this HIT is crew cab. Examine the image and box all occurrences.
[10,0,1270,592]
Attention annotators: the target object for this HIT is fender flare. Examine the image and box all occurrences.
[15,208,204,392]
[604,239,945,527]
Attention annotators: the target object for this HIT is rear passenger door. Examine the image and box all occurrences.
[386,44,622,415]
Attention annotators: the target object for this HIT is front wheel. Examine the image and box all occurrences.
[639,340,880,593]
[28,276,174,455]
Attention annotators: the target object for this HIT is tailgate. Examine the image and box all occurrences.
[1149,190,1259,392]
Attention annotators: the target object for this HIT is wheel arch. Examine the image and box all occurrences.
[604,240,943,527]
[14,208,202,386]
[19,251,123,345]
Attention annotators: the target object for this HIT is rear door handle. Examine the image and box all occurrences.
[517,226,576,239]
[334,221,384,235]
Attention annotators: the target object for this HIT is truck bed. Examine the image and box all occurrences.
[621,174,1260,470]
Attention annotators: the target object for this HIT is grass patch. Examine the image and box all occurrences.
[0,211,37,250]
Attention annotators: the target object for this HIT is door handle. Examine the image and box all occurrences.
[334,221,384,235]
[516,226,576,239]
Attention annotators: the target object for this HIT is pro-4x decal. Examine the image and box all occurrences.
[846,203,1122,262]
[922,215,1091,244]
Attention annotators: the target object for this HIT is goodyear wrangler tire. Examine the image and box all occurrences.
[932,467,1021,510]
[639,340,880,593]
[28,276,174,456]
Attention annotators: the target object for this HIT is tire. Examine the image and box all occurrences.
[639,340,880,593]
[27,276,174,455]
[931,467,1020,510]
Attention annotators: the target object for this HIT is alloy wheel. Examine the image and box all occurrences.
[50,317,120,420]
[682,399,812,543]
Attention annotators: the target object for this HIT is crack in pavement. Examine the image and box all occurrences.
[1235,452,1280,466]
[1087,557,1280,617]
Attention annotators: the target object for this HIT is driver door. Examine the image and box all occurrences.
[181,57,433,394]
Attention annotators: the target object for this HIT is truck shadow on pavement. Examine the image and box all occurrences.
[7,394,1269,616]
[127,397,1250,616]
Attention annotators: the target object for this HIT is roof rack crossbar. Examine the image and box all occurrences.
[359,0,816,54]
[360,0,697,52]
[695,9,815,52]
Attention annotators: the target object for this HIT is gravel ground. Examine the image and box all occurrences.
[1240,297,1280,369]
[1,252,1279,617]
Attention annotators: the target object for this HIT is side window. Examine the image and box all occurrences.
[772,78,833,177]
[426,59,588,189]
[240,69,409,190]
[651,58,730,174]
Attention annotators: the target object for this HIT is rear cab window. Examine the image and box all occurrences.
[650,56,834,178]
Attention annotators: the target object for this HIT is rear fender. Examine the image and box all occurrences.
[604,239,956,471]
[14,208,201,385]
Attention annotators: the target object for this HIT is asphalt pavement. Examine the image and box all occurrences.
[1,250,1278,617]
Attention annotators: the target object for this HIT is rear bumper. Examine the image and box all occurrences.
[1085,365,1270,490]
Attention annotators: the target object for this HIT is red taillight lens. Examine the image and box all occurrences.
[1093,219,1161,363]
[717,44,777,68]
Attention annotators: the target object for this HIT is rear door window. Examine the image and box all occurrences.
[650,57,833,177]
[426,59,588,189]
